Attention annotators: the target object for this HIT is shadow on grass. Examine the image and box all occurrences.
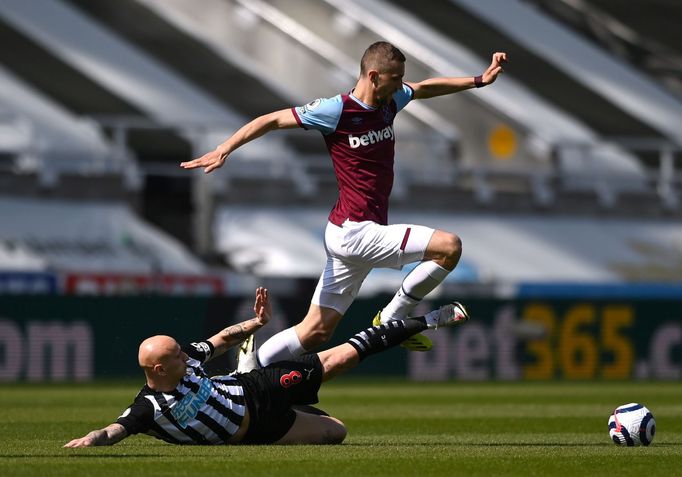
[1,454,163,459]
[343,442,680,447]
[2,442,678,459]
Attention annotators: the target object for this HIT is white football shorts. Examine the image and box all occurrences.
[311,220,435,314]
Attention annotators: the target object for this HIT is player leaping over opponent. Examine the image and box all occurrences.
[181,41,507,365]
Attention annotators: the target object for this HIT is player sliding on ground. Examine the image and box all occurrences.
[182,41,507,363]
[64,287,465,447]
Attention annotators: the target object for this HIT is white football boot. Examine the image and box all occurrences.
[424,302,470,329]
[236,334,260,373]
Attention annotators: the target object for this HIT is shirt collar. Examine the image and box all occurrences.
[349,89,377,110]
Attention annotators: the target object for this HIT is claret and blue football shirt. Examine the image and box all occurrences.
[291,84,414,226]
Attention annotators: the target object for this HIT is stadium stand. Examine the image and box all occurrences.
[527,0,682,101]
[133,0,463,198]
[454,0,682,142]
[383,0,681,208]
[524,0,682,207]
[0,197,204,273]
[0,0,680,292]
[0,65,125,183]
[214,206,682,295]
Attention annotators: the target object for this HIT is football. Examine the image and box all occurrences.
[608,403,656,446]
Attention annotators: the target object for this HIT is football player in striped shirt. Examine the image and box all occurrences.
[64,287,466,447]
[182,41,506,364]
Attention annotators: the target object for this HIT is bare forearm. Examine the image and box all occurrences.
[410,77,475,99]
[411,52,507,100]
[207,287,272,358]
[64,424,127,448]
[217,109,297,156]
[217,114,278,156]
[84,429,115,446]
[181,110,297,173]
[209,317,265,356]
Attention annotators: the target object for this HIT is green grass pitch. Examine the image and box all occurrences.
[1,380,680,476]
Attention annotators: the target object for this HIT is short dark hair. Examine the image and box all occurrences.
[360,41,406,75]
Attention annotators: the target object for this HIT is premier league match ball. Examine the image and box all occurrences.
[608,403,656,446]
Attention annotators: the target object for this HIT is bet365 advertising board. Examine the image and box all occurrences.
[0,295,679,381]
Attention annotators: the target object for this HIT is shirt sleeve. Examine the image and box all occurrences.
[393,83,414,112]
[291,95,343,135]
[182,341,215,364]
[115,398,154,435]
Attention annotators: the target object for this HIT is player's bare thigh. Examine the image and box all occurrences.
[422,230,462,270]
[274,410,346,445]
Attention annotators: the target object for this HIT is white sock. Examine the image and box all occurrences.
[256,326,306,366]
[381,261,450,322]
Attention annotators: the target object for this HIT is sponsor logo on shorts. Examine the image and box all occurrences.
[279,370,303,388]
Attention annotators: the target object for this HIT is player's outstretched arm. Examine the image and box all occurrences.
[206,287,272,358]
[408,51,507,99]
[63,423,128,448]
[180,109,299,173]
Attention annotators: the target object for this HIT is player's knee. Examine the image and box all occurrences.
[441,232,462,263]
[305,326,335,348]
[324,418,347,444]
[300,307,343,350]
[301,320,334,350]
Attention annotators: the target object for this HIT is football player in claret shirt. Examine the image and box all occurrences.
[64,288,467,447]
[182,42,507,366]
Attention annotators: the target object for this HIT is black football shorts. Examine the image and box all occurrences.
[236,354,323,444]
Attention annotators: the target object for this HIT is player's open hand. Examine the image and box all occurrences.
[63,435,96,448]
[482,52,508,85]
[253,287,272,326]
[180,149,227,173]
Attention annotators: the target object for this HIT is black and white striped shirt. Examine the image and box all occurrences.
[116,342,247,445]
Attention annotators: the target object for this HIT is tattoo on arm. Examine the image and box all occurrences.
[208,317,264,358]
[221,323,248,341]
[218,318,262,346]
[88,424,128,446]
[103,424,128,445]
[222,318,261,340]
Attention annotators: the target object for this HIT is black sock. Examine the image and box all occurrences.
[347,318,428,361]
